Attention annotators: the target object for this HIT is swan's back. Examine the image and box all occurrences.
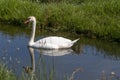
[40,36,72,44]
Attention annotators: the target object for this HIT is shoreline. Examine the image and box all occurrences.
[0,0,120,42]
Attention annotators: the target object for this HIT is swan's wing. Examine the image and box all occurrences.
[40,36,71,43]
[35,36,72,49]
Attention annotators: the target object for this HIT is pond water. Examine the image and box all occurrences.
[0,23,120,80]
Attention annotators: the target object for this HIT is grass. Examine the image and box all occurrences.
[0,0,120,41]
[0,63,16,80]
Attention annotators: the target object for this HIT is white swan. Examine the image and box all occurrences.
[24,16,79,49]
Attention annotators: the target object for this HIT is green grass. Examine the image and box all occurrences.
[0,63,16,80]
[0,0,120,41]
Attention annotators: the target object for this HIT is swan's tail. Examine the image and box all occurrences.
[72,38,80,44]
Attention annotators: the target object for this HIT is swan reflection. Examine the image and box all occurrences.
[23,47,35,73]
[23,47,75,75]
[35,48,74,56]
[23,47,35,80]
[23,47,75,73]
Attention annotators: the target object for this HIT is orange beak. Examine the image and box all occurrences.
[24,20,29,24]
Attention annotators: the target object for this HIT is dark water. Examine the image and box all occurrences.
[0,23,120,80]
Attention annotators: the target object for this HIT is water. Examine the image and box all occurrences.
[0,23,120,80]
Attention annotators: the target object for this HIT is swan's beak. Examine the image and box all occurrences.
[24,20,29,24]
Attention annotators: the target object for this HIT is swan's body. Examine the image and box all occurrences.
[25,16,79,49]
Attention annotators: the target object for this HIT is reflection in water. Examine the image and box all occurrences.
[1,23,120,60]
[23,47,35,80]
[35,49,74,56]
[23,47,35,74]
[1,23,120,80]
[23,47,76,80]
[23,46,120,80]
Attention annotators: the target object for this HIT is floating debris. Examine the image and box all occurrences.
[111,71,115,76]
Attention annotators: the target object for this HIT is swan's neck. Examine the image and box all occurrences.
[29,48,35,73]
[29,19,36,46]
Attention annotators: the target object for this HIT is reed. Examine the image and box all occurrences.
[0,0,120,41]
[0,63,16,80]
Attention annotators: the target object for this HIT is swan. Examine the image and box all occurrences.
[24,16,79,49]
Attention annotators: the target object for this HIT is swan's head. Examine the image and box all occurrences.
[24,16,36,24]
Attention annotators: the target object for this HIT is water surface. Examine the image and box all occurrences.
[0,23,120,80]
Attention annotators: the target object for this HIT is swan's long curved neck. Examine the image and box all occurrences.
[29,48,35,73]
[29,19,36,45]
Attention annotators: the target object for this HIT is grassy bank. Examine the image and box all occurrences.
[0,0,120,41]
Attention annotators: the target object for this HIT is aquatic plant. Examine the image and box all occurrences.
[0,63,16,80]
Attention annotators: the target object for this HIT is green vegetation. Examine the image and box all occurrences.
[0,0,120,41]
[0,63,16,80]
